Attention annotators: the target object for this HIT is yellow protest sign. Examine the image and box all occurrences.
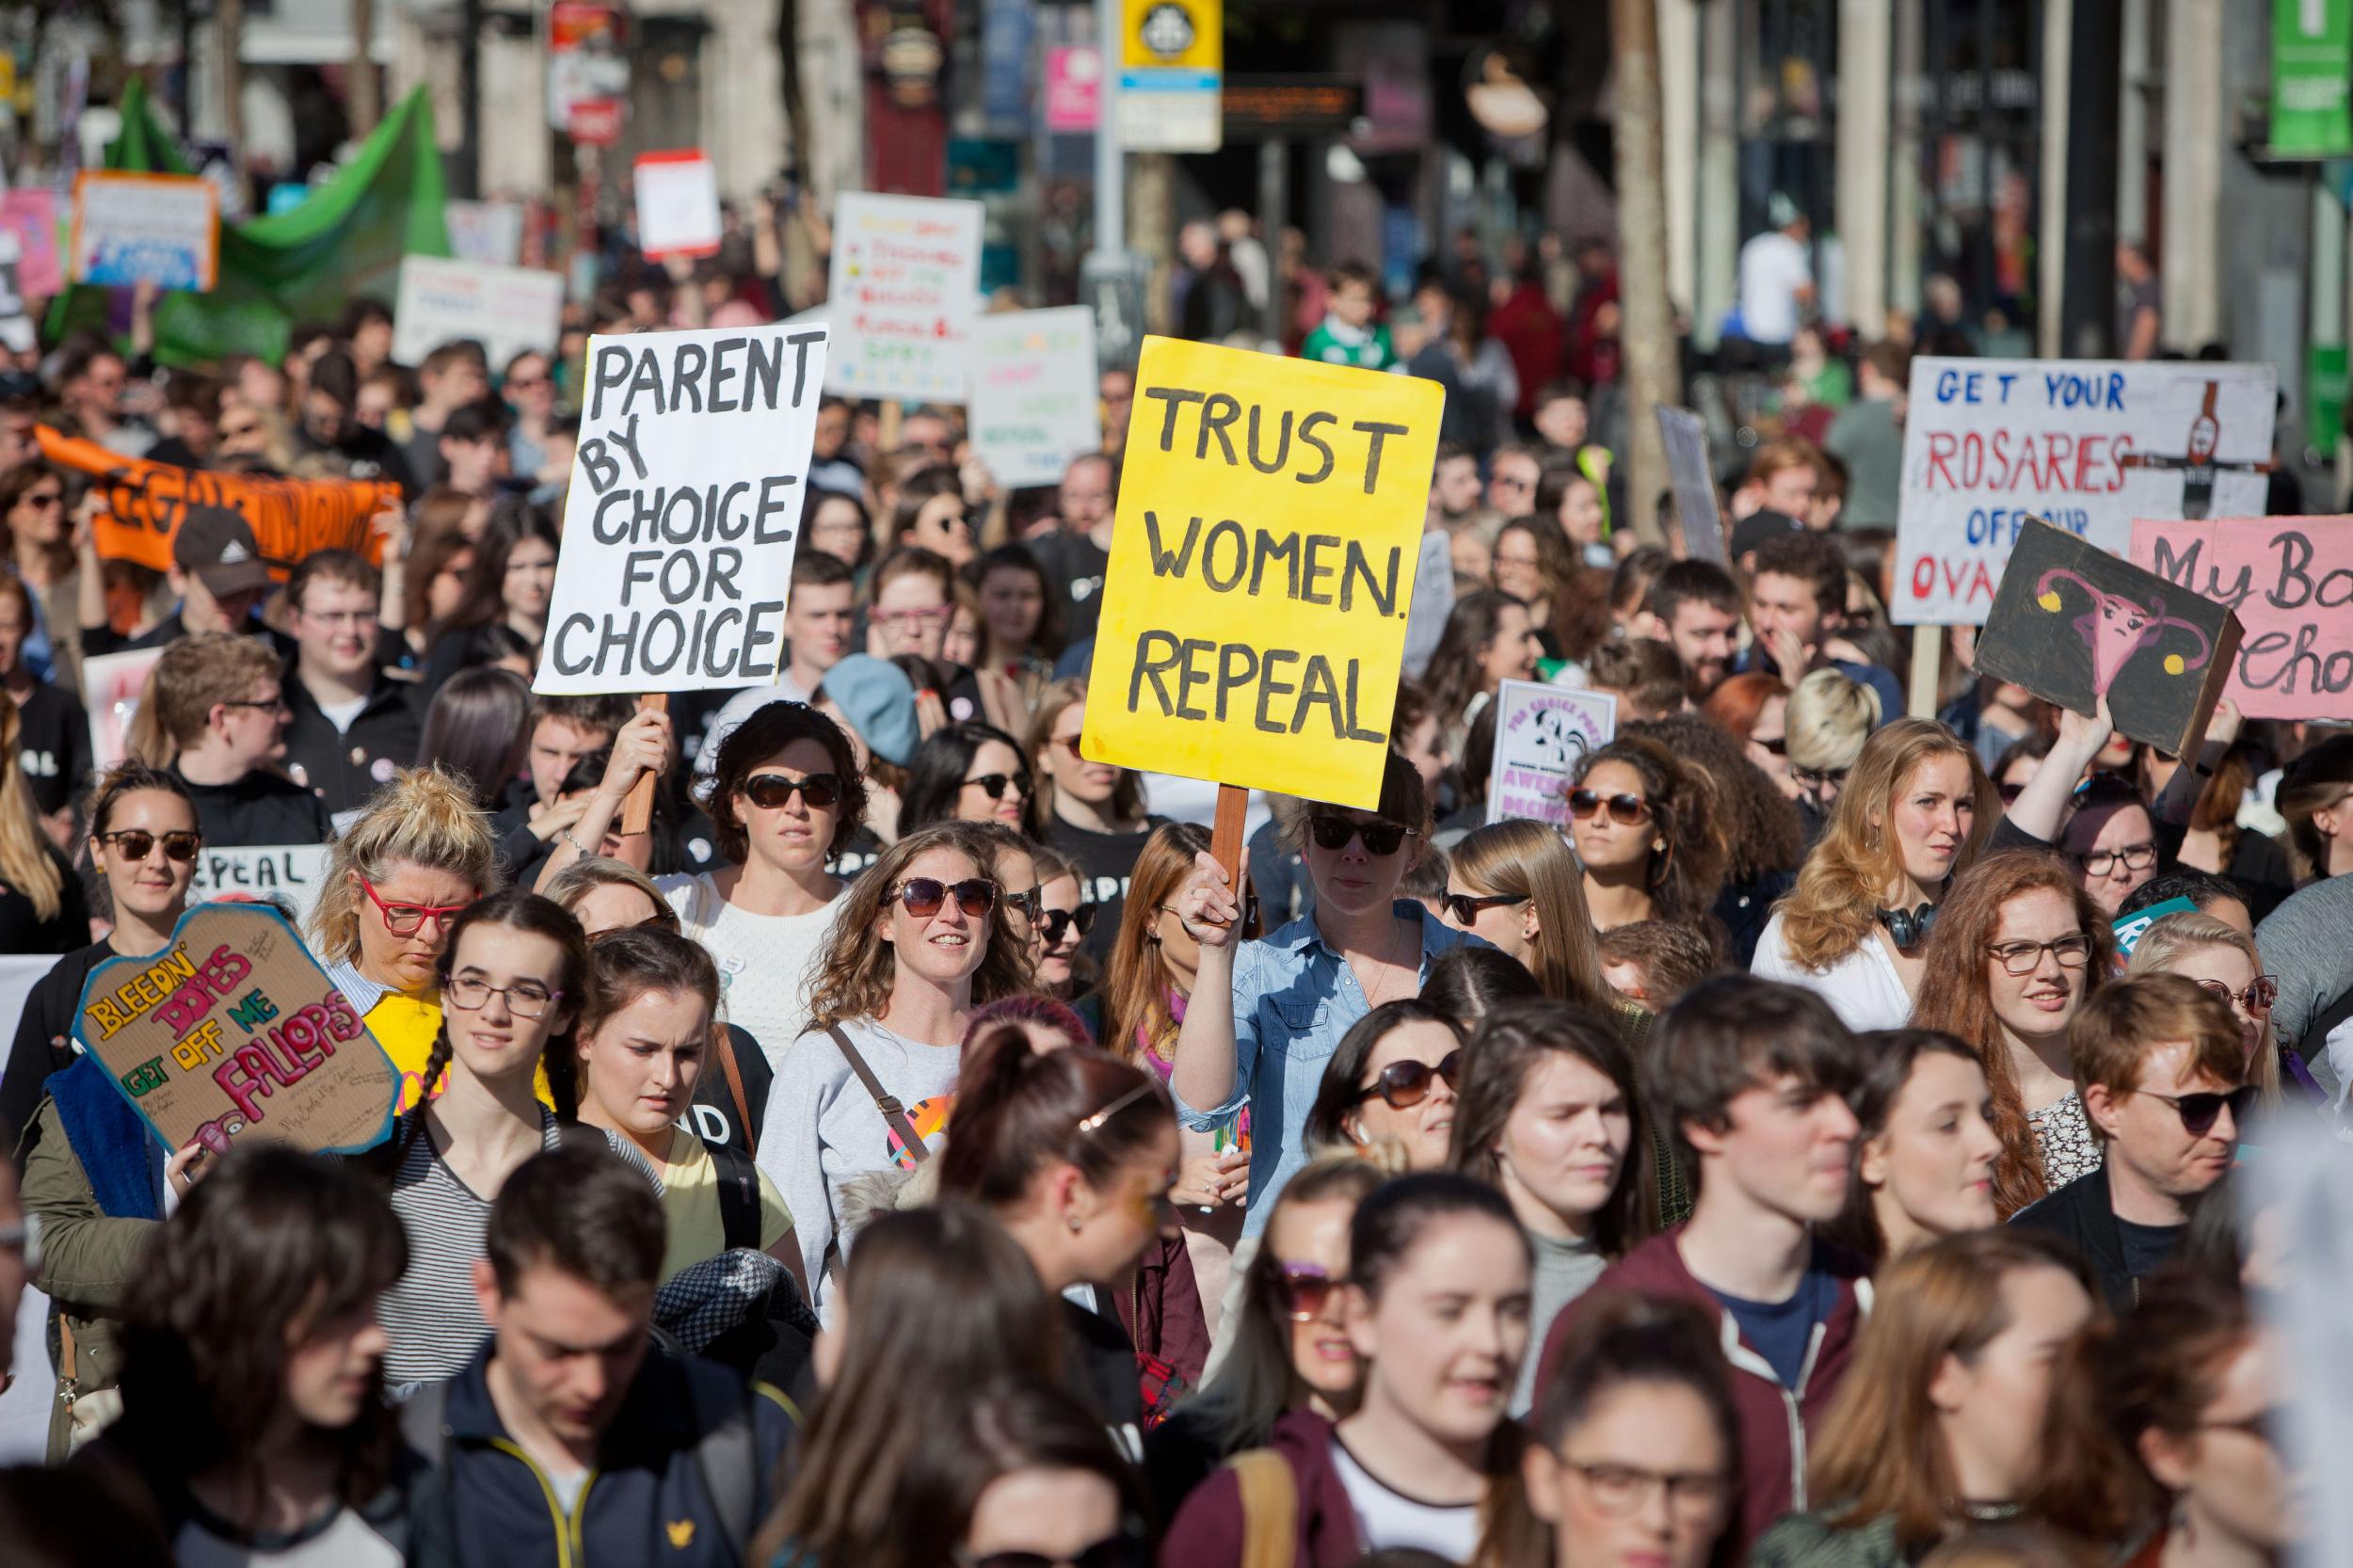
[1081,336,1444,808]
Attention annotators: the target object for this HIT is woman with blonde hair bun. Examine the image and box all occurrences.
[309,764,499,1112]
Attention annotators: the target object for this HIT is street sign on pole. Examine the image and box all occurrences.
[1118,0,1222,152]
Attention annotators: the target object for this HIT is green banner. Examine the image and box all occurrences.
[47,78,451,366]
[2275,0,2353,157]
[2310,343,2347,452]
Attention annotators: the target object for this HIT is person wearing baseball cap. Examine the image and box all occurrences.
[79,504,275,658]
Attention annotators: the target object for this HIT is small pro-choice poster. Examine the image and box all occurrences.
[1486,680,1617,827]
[824,192,984,403]
[536,322,831,695]
[968,307,1102,488]
[70,170,220,291]
[1894,358,2275,625]
[1081,335,1444,808]
[78,904,400,1158]
[2130,514,2353,721]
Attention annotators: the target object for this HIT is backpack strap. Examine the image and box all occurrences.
[683,1367,758,1566]
[825,1023,927,1165]
[709,1140,764,1252]
[1228,1448,1297,1568]
[711,1025,753,1150]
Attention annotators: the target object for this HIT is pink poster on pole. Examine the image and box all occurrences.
[1046,46,1102,133]
[0,191,62,297]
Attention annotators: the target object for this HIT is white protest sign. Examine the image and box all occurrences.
[189,844,332,923]
[1894,357,2276,625]
[536,322,832,696]
[445,200,525,266]
[392,255,565,372]
[632,150,722,261]
[1657,406,1725,564]
[1485,680,1616,827]
[968,307,1102,488]
[824,192,984,402]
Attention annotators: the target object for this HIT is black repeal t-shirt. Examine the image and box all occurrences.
[15,680,91,816]
[1045,814,1168,962]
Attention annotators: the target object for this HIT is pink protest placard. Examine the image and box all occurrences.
[1047,46,1102,132]
[2129,515,2353,720]
[0,190,61,296]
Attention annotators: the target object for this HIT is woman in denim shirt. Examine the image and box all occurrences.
[1167,753,1485,1239]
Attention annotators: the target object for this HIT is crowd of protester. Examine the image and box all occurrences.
[0,237,2336,1568]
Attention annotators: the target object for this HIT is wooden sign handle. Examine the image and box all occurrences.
[1209,783,1248,893]
[619,693,667,836]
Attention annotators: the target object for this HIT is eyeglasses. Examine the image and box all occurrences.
[742,772,842,810]
[894,876,999,919]
[1000,886,1043,922]
[299,608,375,629]
[1997,781,2027,805]
[957,1529,1148,1568]
[1492,474,1535,492]
[443,973,563,1019]
[1306,813,1415,856]
[1048,733,1087,759]
[1353,1050,1462,1110]
[506,374,550,392]
[1984,934,2094,975]
[1442,890,1529,926]
[360,876,472,937]
[1273,1261,1350,1321]
[1561,1460,1731,1521]
[962,771,1032,802]
[2196,975,2280,1015]
[1038,904,1098,946]
[98,828,201,864]
[1568,789,1651,826]
[2137,1084,2254,1137]
[1752,734,1787,757]
[220,695,292,715]
[19,491,61,511]
[1790,765,1850,793]
[2077,841,2158,877]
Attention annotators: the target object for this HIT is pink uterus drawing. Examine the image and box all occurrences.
[2034,568,2213,695]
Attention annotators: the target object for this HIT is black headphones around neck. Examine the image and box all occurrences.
[1877,903,1938,951]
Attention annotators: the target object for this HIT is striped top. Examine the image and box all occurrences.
[378,1111,566,1388]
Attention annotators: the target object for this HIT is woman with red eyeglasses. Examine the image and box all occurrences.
[309,765,498,1114]
[1567,735,1727,937]
[758,822,1032,1320]
[1302,1000,1466,1173]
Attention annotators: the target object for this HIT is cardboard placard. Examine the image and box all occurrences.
[2129,515,2353,720]
[1895,358,2276,625]
[392,254,566,373]
[0,190,61,297]
[39,425,395,578]
[1486,680,1617,827]
[77,904,399,1158]
[968,307,1103,488]
[632,150,722,261]
[824,192,984,402]
[189,845,333,924]
[535,322,832,695]
[1973,516,2243,760]
[70,170,220,291]
[82,647,165,773]
[1080,335,1445,808]
[1656,406,1725,564]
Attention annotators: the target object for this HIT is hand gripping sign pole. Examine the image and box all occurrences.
[1080,335,1445,899]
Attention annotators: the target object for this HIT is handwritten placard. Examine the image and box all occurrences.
[824,192,984,402]
[1486,680,1616,826]
[2130,515,2353,720]
[392,254,565,373]
[77,904,399,1158]
[189,845,332,923]
[70,171,219,291]
[968,307,1102,488]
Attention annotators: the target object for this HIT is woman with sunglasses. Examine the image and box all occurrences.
[372,888,592,1386]
[1910,851,2117,1216]
[1441,819,1616,1015]
[897,720,1045,839]
[1031,842,1097,1009]
[1446,999,1653,1416]
[1143,1156,1383,1518]
[2129,912,2291,1109]
[1164,1172,1530,1566]
[1754,718,1994,1032]
[311,765,499,1115]
[1569,735,1726,937]
[1031,680,1167,959]
[1170,754,1481,1240]
[1301,1000,1466,1172]
[888,464,979,568]
[936,1030,1181,1448]
[1785,666,1880,841]
[760,823,1029,1318]
[0,462,80,693]
[1704,671,1800,802]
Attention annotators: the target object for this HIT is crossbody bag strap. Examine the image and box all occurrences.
[825,1023,928,1165]
[712,1026,753,1148]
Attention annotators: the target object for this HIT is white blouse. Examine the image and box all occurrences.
[1750,909,1914,1032]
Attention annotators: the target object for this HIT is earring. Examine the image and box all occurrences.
[1065,1212,1084,1233]
[1651,840,1665,854]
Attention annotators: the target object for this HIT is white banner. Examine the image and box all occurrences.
[1894,357,2276,625]
[1486,680,1616,828]
[392,255,565,373]
[536,323,832,695]
[189,844,332,923]
[824,193,984,403]
[968,307,1102,488]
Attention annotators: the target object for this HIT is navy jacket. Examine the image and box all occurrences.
[404,1339,797,1568]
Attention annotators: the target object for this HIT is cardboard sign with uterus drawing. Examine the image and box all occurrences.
[1975,516,2243,760]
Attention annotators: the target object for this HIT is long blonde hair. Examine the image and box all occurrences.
[306,766,502,964]
[805,823,1034,1032]
[1774,718,1993,970]
[1447,819,1612,1014]
[2127,911,2281,1109]
[0,701,62,922]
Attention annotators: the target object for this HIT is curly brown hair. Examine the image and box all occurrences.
[1571,733,1727,927]
[1629,712,1805,884]
[805,823,1035,1032]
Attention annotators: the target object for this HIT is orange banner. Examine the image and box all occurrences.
[38,425,395,579]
